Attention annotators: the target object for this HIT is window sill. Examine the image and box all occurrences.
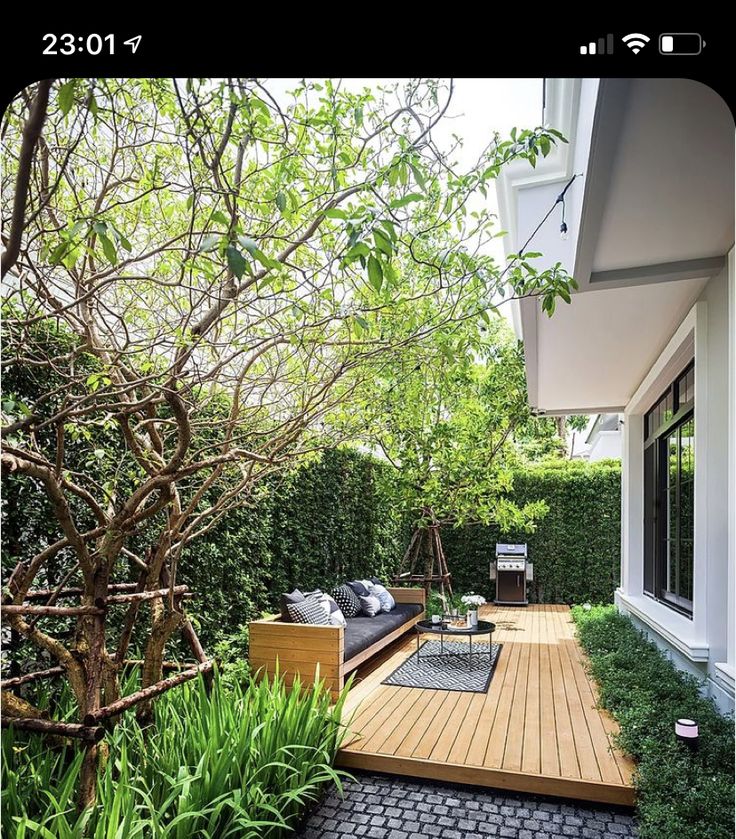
[615,590,709,662]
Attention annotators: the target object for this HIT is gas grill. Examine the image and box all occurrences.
[491,543,532,606]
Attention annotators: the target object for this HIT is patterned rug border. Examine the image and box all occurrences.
[381,639,503,694]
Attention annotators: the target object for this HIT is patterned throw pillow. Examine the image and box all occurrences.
[371,583,396,613]
[359,594,382,617]
[332,584,361,618]
[287,598,330,625]
[347,580,370,597]
[310,591,346,627]
[323,593,347,627]
[280,589,305,621]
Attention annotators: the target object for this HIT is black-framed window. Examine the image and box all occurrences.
[643,361,694,616]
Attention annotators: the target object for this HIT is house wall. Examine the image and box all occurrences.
[616,259,735,714]
[587,430,621,462]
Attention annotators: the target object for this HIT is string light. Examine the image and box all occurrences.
[555,175,579,240]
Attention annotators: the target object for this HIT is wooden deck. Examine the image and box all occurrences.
[337,605,635,806]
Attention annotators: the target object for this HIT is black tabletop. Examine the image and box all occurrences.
[416,619,495,636]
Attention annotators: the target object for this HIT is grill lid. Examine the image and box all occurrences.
[495,543,527,558]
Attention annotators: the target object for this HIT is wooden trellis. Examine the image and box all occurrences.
[392,509,453,599]
[1,576,213,745]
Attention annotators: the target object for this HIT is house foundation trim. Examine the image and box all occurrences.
[615,590,709,662]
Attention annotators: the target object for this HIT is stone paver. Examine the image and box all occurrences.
[296,773,637,838]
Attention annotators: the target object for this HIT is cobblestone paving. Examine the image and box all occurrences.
[297,772,638,838]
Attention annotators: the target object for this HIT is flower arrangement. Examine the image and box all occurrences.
[461,593,487,608]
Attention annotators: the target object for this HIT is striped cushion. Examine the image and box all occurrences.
[287,598,330,625]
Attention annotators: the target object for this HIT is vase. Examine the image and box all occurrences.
[467,609,478,627]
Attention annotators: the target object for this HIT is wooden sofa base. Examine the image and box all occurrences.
[249,587,425,700]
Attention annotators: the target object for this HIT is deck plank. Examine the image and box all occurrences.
[336,604,636,806]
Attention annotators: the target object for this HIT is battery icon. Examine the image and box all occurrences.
[659,33,704,55]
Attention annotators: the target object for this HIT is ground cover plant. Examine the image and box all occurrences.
[572,605,735,839]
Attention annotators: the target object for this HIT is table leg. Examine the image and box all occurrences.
[469,634,473,668]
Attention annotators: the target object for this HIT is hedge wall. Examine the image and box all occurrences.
[442,459,621,605]
[2,449,620,653]
[178,449,407,648]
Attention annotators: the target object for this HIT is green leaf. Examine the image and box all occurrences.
[275,191,287,213]
[107,224,133,252]
[409,164,427,191]
[367,255,383,292]
[211,210,229,226]
[344,242,370,261]
[226,245,247,280]
[323,208,348,220]
[58,80,76,116]
[389,194,423,209]
[99,234,117,265]
[48,241,70,266]
[354,314,370,331]
[372,229,392,257]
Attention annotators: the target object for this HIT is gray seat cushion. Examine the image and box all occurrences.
[343,603,422,662]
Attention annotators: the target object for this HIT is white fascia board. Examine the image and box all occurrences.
[496,78,592,405]
[496,78,583,261]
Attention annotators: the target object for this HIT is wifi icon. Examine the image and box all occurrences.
[622,33,651,54]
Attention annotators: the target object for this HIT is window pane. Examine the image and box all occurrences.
[679,540,693,603]
[643,445,655,595]
[663,392,673,423]
[667,431,677,594]
[679,417,694,604]
[677,367,695,407]
[644,368,694,616]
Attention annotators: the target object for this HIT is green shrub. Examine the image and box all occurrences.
[443,459,621,604]
[572,605,735,839]
[2,670,350,838]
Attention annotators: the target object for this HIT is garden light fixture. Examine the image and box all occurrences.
[675,718,699,751]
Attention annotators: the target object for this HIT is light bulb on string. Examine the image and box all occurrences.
[560,221,569,241]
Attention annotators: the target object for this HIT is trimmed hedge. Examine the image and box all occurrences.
[178,448,407,649]
[443,459,621,604]
[572,605,735,839]
[3,450,622,654]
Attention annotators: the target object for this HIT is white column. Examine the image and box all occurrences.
[620,412,644,598]
[727,248,735,670]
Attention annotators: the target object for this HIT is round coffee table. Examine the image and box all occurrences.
[415,619,495,668]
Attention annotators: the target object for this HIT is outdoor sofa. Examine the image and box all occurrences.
[249,586,425,699]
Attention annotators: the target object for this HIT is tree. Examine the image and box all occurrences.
[352,313,549,595]
[1,77,574,806]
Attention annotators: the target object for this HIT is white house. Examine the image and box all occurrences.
[576,413,622,461]
[498,78,735,713]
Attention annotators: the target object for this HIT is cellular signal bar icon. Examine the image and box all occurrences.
[580,34,614,55]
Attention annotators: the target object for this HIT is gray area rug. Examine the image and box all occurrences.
[382,639,502,693]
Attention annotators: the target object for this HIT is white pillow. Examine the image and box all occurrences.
[359,594,382,617]
[371,583,396,612]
